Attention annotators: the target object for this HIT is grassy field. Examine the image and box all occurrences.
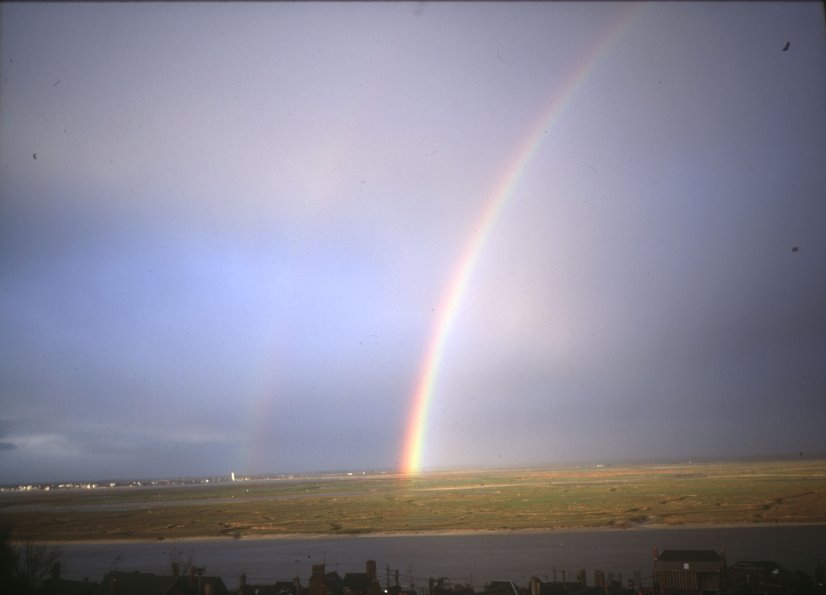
[2,460,825,542]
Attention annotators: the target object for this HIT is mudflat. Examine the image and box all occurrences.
[3,460,825,542]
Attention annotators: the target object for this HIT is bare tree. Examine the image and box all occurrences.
[0,525,19,594]
[16,537,63,593]
[0,526,62,594]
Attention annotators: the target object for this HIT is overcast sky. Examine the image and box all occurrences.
[1,2,825,484]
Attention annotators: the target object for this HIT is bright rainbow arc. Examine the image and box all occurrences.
[401,5,641,476]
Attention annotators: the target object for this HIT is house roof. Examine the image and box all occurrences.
[93,570,228,595]
[240,585,279,595]
[173,574,230,595]
[657,550,722,562]
[240,579,302,595]
[273,580,302,594]
[325,571,344,591]
[37,577,98,595]
[343,572,370,591]
[483,581,520,595]
[731,561,784,572]
[94,571,178,595]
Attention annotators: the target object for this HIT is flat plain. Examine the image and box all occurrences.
[2,460,825,542]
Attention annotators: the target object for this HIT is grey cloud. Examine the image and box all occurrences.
[2,2,826,483]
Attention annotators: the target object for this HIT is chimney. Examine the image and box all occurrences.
[240,574,247,591]
[653,547,659,561]
[310,564,327,595]
[367,560,381,595]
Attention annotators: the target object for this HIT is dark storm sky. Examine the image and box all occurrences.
[1,2,825,483]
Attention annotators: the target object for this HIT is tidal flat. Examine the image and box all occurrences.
[3,460,825,542]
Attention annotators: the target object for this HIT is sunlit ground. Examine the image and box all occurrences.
[2,459,825,542]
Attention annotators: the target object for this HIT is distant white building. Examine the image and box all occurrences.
[231,472,236,482]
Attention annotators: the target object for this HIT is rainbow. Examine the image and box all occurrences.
[400,4,641,476]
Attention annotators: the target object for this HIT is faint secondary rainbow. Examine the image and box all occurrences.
[400,4,642,476]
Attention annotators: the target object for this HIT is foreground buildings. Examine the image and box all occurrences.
[653,549,727,593]
[31,549,826,595]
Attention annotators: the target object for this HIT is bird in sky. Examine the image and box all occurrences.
[782,41,790,51]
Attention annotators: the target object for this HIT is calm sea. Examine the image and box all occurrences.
[57,525,826,591]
